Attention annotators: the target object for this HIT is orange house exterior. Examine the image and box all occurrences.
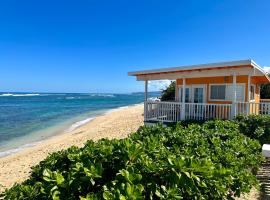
[175,75,261,104]
[129,60,270,123]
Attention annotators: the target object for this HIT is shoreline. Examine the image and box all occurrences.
[0,103,144,192]
[0,103,143,158]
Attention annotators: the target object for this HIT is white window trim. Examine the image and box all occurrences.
[178,84,206,103]
[178,85,192,103]
[208,83,246,102]
[250,84,256,102]
[192,84,206,103]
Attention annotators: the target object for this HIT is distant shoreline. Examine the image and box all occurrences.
[0,103,144,191]
[0,102,143,158]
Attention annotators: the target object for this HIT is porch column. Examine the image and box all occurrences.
[247,75,251,101]
[144,80,148,121]
[145,80,148,101]
[231,73,237,119]
[247,75,251,114]
[181,78,186,120]
[175,81,177,101]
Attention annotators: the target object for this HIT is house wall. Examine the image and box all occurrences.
[176,75,261,104]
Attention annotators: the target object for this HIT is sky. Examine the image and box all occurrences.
[0,0,270,93]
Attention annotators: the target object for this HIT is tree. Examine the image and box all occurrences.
[261,84,270,99]
[260,73,270,99]
[161,81,175,101]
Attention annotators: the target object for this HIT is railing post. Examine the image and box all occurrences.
[181,78,186,120]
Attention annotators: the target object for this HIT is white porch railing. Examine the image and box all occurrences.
[259,99,270,115]
[184,103,232,120]
[145,100,270,123]
[237,102,270,115]
[145,101,182,122]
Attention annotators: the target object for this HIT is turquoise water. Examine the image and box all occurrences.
[0,92,159,157]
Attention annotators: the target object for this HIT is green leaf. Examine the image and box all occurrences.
[55,172,65,185]
[43,169,53,182]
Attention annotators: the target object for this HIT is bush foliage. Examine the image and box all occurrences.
[235,114,270,144]
[1,118,264,200]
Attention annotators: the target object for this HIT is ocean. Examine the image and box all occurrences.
[0,92,159,157]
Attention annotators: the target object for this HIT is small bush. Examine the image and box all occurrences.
[1,120,262,199]
[235,114,270,144]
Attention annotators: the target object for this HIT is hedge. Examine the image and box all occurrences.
[1,118,264,200]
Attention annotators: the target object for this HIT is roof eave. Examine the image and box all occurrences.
[251,60,270,82]
[128,59,253,76]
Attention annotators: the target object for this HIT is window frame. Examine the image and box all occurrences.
[250,84,256,101]
[178,84,206,103]
[208,83,245,102]
[209,84,226,101]
[178,86,191,103]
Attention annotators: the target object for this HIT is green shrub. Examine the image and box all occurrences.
[235,114,270,144]
[1,120,262,199]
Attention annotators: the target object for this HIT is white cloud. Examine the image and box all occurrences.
[148,80,172,91]
[263,66,270,74]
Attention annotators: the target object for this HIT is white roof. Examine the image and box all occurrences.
[128,59,266,76]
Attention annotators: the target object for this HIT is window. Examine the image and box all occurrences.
[210,84,245,101]
[250,85,255,100]
[194,88,204,103]
[210,85,226,100]
[226,85,245,101]
[179,88,190,102]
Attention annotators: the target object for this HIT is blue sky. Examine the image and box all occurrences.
[0,0,270,93]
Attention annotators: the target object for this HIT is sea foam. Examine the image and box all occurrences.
[0,141,41,157]
[66,117,95,132]
[0,93,40,97]
[88,94,115,98]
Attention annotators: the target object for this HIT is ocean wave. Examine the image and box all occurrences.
[148,97,160,101]
[64,96,85,100]
[0,93,40,97]
[65,97,76,100]
[0,141,41,158]
[88,94,115,98]
[66,117,95,132]
[66,104,140,132]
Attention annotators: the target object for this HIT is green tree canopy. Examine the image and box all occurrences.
[260,73,270,99]
[260,84,270,99]
[160,81,175,101]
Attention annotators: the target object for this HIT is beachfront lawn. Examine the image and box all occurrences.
[1,115,269,199]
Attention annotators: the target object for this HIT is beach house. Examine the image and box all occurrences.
[128,59,270,123]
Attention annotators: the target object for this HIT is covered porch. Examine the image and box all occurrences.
[129,60,270,123]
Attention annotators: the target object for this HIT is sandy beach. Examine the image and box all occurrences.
[0,104,144,192]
